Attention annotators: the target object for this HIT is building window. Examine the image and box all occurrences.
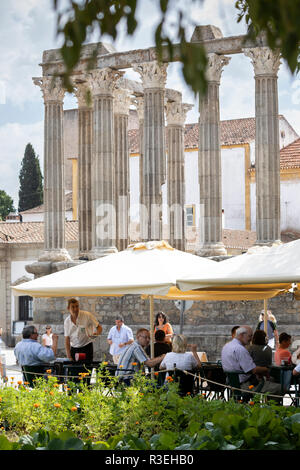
[18,296,33,321]
[185,205,195,226]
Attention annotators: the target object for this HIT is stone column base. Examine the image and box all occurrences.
[252,239,282,249]
[25,259,84,279]
[38,248,72,263]
[88,246,118,260]
[196,242,227,257]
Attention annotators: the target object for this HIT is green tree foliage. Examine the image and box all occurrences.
[18,143,43,213]
[236,0,300,74]
[0,190,15,221]
[52,0,300,95]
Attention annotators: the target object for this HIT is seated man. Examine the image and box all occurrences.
[14,325,58,366]
[145,330,171,370]
[221,325,283,399]
[115,328,165,384]
[274,332,293,366]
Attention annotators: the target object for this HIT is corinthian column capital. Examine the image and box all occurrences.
[132,96,144,120]
[74,82,93,108]
[205,53,231,83]
[166,101,193,126]
[113,87,132,115]
[243,47,281,76]
[33,76,65,103]
[133,61,168,89]
[87,68,124,96]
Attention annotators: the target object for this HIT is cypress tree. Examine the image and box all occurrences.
[18,143,43,212]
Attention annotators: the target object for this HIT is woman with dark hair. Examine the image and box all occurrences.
[154,311,174,344]
[246,329,272,367]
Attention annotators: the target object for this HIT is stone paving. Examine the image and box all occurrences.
[0,346,22,385]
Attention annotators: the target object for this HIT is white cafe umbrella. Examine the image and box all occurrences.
[11,240,219,363]
[177,240,300,333]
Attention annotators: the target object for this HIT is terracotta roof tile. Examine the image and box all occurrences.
[129,117,258,153]
[0,220,78,244]
[279,137,300,169]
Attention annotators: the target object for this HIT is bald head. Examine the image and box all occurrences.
[235,325,253,346]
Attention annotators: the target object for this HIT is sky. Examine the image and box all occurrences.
[0,0,299,208]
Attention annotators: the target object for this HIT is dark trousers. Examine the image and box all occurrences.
[70,342,93,361]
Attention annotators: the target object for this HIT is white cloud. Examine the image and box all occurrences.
[0,0,57,107]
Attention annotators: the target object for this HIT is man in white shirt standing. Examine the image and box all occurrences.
[107,315,134,364]
[64,298,102,361]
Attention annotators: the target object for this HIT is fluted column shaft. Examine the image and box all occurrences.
[197,54,230,257]
[133,61,168,241]
[166,101,192,251]
[75,84,93,256]
[134,97,144,212]
[244,47,281,244]
[87,68,124,257]
[114,88,131,251]
[33,76,70,262]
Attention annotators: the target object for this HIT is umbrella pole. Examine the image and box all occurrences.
[264,299,268,335]
[150,295,154,380]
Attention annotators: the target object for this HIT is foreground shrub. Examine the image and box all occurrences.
[1,369,300,450]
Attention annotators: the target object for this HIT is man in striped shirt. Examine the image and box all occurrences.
[115,328,165,384]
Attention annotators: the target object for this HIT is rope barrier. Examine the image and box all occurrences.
[1,364,296,402]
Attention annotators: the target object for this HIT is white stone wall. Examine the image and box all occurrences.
[130,145,300,236]
[221,147,246,230]
[22,213,44,222]
[279,117,299,149]
[22,210,73,222]
[280,179,300,232]
[129,155,140,223]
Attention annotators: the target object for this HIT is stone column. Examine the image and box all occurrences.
[87,68,124,258]
[133,61,168,241]
[33,76,71,262]
[166,100,193,251]
[134,96,145,212]
[197,53,230,257]
[114,87,131,251]
[74,82,93,257]
[243,47,281,245]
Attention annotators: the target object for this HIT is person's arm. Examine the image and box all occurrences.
[145,354,165,368]
[164,323,173,338]
[95,324,102,336]
[51,334,58,356]
[84,311,102,337]
[107,328,113,345]
[273,327,279,348]
[41,335,46,347]
[65,336,73,361]
[252,365,269,377]
[36,342,56,363]
[119,328,134,348]
[189,344,202,368]
[119,338,134,348]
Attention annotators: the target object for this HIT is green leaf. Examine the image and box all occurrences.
[243,427,261,448]
[158,431,177,449]
[46,438,64,450]
[63,438,85,450]
[0,435,14,450]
